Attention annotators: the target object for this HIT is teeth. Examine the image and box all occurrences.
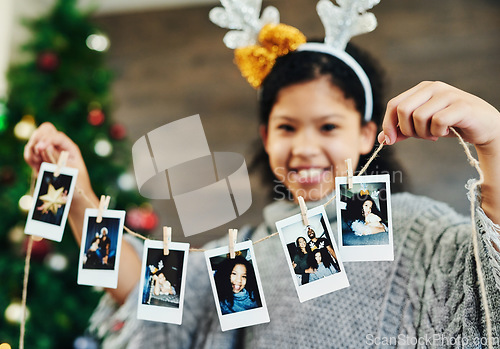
[297,168,322,178]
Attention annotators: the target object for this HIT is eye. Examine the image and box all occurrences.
[321,123,337,132]
[277,124,295,132]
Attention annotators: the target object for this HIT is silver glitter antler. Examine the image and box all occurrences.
[317,0,380,50]
[209,0,280,49]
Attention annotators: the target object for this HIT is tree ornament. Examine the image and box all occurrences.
[13,115,36,140]
[109,123,126,140]
[24,237,51,261]
[37,51,59,72]
[0,166,16,185]
[87,109,105,126]
[126,205,158,231]
[37,184,67,215]
[0,101,7,133]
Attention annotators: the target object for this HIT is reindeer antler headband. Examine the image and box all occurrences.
[209,0,380,122]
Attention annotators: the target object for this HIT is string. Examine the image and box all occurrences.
[323,140,386,208]
[19,237,34,349]
[37,138,492,347]
[449,127,492,349]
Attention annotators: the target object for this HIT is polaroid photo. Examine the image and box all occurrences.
[77,208,125,289]
[335,174,394,262]
[24,162,78,242]
[205,240,270,332]
[276,205,349,303]
[137,240,190,325]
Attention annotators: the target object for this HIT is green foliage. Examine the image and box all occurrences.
[1,0,146,347]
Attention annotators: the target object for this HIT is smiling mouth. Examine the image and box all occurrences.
[290,168,330,184]
[232,284,242,292]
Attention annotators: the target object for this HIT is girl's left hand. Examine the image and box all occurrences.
[378,81,500,151]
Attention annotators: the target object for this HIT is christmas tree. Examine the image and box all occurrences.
[0,1,155,347]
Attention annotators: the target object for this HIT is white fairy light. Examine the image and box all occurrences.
[94,139,112,157]
[117,172,136,191]
[18,195,33,212]
[86,34,110,52]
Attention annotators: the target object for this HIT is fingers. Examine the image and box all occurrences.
[379,81,463,144]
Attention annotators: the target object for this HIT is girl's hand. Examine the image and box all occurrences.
[378,81,500,151]
[24,122,93,193]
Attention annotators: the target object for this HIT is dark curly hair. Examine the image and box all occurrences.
[213,255,261,308]
[249,42,408,200]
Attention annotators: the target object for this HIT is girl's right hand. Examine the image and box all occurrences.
[24,122,93,194]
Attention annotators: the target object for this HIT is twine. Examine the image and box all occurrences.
[449,127,492,349]
[19,133,493,348]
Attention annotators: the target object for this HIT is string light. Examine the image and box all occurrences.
[117,172,136,191]
[4,302,29,324]
[0,343,12,349]
[94,139,113,157]
[18,195,33,212]
[86,34,110,52]
[13,115,36,140]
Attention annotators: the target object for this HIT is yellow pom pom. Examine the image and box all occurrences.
[235,46,277,89]
[259,24,307,57]
[233,23,306,89]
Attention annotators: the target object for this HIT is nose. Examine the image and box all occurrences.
[291,127,321,158]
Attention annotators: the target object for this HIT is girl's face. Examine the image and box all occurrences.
[362,200,373,216]
[314,251,322,264]
[230,264,247,294]
[298,237,307,248]
[261,76,376,202]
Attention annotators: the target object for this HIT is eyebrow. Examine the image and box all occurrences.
[271,114,345,122]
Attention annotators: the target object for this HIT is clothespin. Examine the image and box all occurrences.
[163,226,171,255]
[229,229,238,259]
[96,195,110,224]
[345,158,353,190]
[53,151,69,177]
[298,196,309,226]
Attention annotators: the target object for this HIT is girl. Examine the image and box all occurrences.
[24,28,500,349]
[309,249,338,282]
[351,195,387,236]
[292,236,315,285]
[213,255,261,315]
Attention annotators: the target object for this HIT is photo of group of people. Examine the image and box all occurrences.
[336,174,394,262]
[24,162,78,242]
[276,206,349,303]
[77,209,125,289]
[291,226,340,286]
[137,240,189,325]
[205,241,269,331]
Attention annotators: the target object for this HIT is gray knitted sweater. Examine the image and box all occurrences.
[89,191,500,348]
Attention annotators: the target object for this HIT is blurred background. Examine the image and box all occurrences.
[0,0,499,347]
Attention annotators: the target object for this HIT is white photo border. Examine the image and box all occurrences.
[204,240,270,332]
[77,208,125,289]
[276,205,349,303]
[335,174,394,262]
[137,240,190,325]
[24,162,78,242]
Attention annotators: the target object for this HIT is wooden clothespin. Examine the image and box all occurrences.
[345,158,353,190]
[163,226,172,255]
[53,151,69,177]
[298,196,309,226]
[228,229,238,259]
[96,195,110,224]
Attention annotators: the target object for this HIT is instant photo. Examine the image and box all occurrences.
[335,174,394,262]
[205,241,269,331]
[24,162,78,242]
[77,209,125,288]
[137,240,189,325]
[276,205,349,303]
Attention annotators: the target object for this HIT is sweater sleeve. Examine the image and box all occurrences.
[400,181,500,346]
[87,234,241,349]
